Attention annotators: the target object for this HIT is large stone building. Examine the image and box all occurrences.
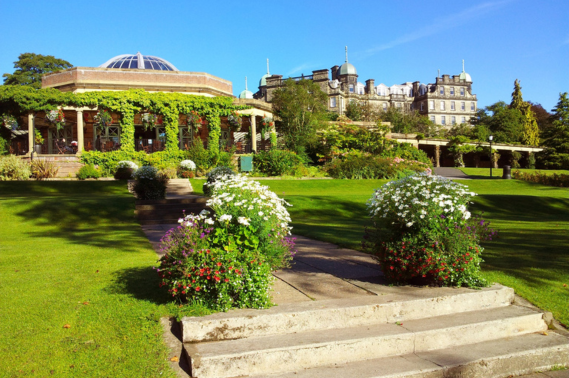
[255,49,478,126]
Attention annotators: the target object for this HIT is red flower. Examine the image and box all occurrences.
[195,287,201,291]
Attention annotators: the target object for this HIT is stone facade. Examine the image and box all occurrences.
[255,63,477,127]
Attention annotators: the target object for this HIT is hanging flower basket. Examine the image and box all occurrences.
[140,112,158,131]
[187,110,203,134]
[46,109,65,131]
[1,114,18,130]
[227,112,242,131]
[260,116,274,138]
[93,109,113,133]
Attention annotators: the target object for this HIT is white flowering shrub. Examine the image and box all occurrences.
[116,160,139,170]
[364,173,493,287]
[132,166,168,200]
[203,166,235,196]
[156,175,296,310]
[179,160,196,170]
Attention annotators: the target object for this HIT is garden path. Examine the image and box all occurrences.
[433,167,471,179]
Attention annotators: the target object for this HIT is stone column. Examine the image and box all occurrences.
[77,110,84,153]
[27,112,34,157]
[251,115,257,153]
[435,144,441,168]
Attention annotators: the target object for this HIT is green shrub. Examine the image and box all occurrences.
[76,164,100,180]
[132,166,168,200]
[0,136,9,155]
[159,167,178,179]
[364,173,494,287]
[0,155,30,181]
[324,152,430,179]
[254,150,304,176]
[381,141,432,165]
[186,139,213,174]
[30,160,59,180]
[512,170,569,187]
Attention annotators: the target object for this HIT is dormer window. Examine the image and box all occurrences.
[440,87,444,95]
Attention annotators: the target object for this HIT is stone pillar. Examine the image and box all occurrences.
[435,144,441,168]
[251,115,257,153]
[27,112,34,157]
[77,110,84,153]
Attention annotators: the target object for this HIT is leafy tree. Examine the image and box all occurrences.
[380,107,436,136]
[472,101,524,144]
[509,79,539,145]
[540,92,569,169]
[271,78,328,156]
[2,53,73,89]
[447,135,477,167]
[528,101,554,137]
[345,101,364,121]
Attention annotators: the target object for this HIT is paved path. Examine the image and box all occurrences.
[433,167,471,179]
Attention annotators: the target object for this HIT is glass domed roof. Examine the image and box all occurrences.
[99,52,179,71]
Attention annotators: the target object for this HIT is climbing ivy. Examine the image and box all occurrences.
[0,86,249,152]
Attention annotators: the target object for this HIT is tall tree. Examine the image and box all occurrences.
[3,53,72,89]
[271,78,328,155]
[541,92,569,169]
[472,101,525,144]
[509,79,540,145]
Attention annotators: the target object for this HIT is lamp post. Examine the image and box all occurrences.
[489,135,494,178]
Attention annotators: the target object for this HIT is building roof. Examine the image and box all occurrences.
[99,52,179,71]
[339,62,357,75]
[239,89,254,99]
[459,60,472,82]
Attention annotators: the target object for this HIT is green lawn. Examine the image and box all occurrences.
[459,167,569,179]
[0,182,208,377]
[218,178,568,327]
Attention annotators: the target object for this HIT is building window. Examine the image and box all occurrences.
[440,101,445,111]
[461,102,465,110]
[460,87,465,96]
[359,88,363,95]
[421,102,424,111]
[349,84,354,93]
[451,101,455,110]
[330,98,336,108]
[450,87,455,96]
[452,116,456,125]
[430,116,435,123]
[440,87,444,95]
[429,100,435,110]
[461,116,466,123]
[441,116,446,125]
[471,102,475,111]
[396,102,402,108]
[383,103,387,110]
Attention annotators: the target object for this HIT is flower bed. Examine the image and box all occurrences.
[364,173,495,287]
[156,174,295,310]
[513,170,569,188]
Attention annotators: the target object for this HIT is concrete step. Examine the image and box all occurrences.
[256,332,569,378]
[184,305,546,378]
[139,219,184,225]
[135,197,207,206]
[181,284,514,343]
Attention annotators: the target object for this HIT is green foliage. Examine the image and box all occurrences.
[0,135,9,155]
[380,107,435,136]
[381,141,432,165]
[318,123,389,159]
[30,159,59,180]
[512,170,569,187]
[34,128,44,145]
[271,79,328,154]
[254,149,304,176]
[509,80,540,146]
[473,101,525,144]
[324,152,430,179]
[447,136,478,167]
[365,174,492,287]
[132,166,168,200]
[0,155,30,180]
[114,167,135,180]
[76,164,100,180]
[539,92,569,169]
[2,53,72,89]
[345,101,364,121]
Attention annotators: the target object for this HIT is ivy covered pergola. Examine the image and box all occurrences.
[0,86,273,156]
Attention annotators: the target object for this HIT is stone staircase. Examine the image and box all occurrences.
[180,285,569,378]
[135,179,208,225]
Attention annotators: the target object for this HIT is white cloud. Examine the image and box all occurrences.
[358,1,514,59]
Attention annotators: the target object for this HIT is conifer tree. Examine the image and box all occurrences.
[510,79,540,146]
[542,92,569,169]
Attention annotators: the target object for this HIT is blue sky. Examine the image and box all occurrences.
[1,0,567,111]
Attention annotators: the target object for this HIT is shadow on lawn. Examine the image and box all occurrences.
[106,266,172,305]
[4,181,148,253]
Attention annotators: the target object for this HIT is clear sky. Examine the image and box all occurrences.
[1,0,567,111]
